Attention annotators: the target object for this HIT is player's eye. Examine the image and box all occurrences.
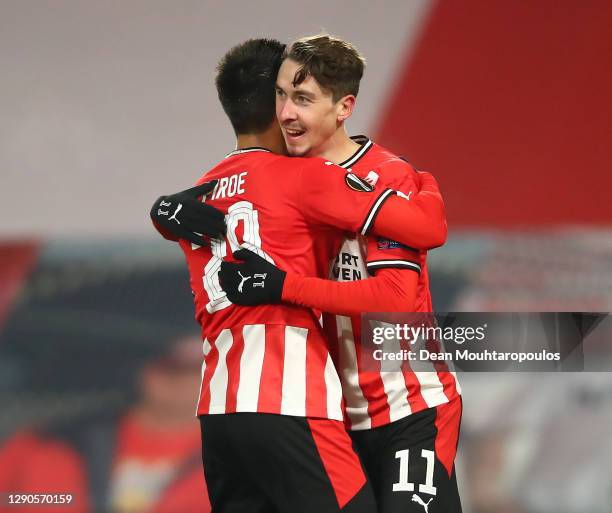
[275,88,285,98]
[297,95,311,105]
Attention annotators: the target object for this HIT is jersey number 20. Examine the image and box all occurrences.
[203,201,274,313]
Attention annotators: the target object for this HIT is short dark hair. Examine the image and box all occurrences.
[284,34,366,102]
[215,38,286,134]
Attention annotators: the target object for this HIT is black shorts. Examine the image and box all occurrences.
[350,397,463,513]
[199,413,376,513]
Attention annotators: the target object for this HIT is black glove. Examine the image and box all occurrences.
[150,180,226,246]
[219,248,286,306]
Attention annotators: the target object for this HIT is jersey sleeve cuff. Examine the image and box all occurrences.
[359,188,395,235]
[366,259,421,276]
[281,272,301,303]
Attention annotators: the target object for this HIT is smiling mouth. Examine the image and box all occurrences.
[284,127,306,140]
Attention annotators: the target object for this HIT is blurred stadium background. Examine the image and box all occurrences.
[1,1,611,513]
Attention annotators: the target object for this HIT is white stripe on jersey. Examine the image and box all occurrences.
[337,315,371,429]
[281,326,308,416]
[236,324,266,411]
[413,371,448,408]
[208,329,233,413]
[324,352,344,421]
[377,327,413,422]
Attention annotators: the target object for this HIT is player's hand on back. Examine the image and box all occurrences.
[415,170,442,197]
[219,249,286,306]
[150,180,226,246]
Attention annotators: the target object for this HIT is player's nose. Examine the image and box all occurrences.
[277,98,296,123]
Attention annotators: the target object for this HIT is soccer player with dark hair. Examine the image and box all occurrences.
[150,38,449,513]
[218,35,463,513]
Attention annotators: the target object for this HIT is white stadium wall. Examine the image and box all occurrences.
[0,0,432,237]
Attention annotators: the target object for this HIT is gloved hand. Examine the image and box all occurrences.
[219,248,286,306]
[150,180,226,246]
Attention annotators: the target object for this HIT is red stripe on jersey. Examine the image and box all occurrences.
[352,317,391,428]
[257,324,285,414]
[440,372,460,404]
[198,337,220,414]
[305,328,329,418]
[322,313,349,428]
[434,397,462,477]
[307,419,367,509]
[224,327,245,413]
[323,313,340,367]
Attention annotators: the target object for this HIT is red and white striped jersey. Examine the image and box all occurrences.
[178,148,394,421]
[324,137,461,431]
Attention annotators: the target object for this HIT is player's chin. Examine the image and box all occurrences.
[285,141,310,157]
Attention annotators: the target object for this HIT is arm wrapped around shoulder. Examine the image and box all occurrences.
[149,180,226,246]
[282,267,418,316]
[371,171,447,250]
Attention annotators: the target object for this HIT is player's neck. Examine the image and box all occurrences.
[311,127,360,165]
[236,125,287,155]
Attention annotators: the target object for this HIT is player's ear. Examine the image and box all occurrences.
[336,94,356,123]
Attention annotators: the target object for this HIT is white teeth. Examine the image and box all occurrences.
[286,128,304,136]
